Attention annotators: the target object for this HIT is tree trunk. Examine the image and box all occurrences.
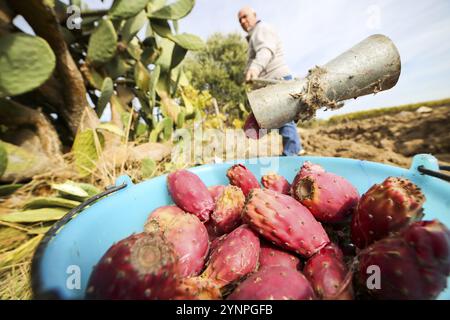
[0,99,64,163]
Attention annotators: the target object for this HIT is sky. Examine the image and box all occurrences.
[15,0,450,119]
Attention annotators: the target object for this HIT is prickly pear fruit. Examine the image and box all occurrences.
[167,170,214,222]
[290,161,325,190]
[291,162,359,223]
[244,112,267,140]
[208,185,226,203]
[209,186,245,235]
[144,206,209,277]
[261,173,291,195]
[226,164,260,197]
[259,241,302,270]
[351,177,425,248]
[243,188,329,258]
[175,277,222,300]
[304,243,353,300]
[86,231,178,300]
[358,220,450,300]
[201,225,260,288]
[227,266,315,300]
[401,220,450,295]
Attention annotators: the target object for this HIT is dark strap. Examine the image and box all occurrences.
[417,165,450,183]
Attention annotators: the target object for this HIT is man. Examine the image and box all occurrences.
[238,6,304,156]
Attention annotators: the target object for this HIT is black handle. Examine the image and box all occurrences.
[31,182,128,299]
[417,165,450,183]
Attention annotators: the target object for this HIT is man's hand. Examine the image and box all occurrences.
[245,68,259,82]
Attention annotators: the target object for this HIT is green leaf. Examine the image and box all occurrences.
[0,208,68,223]
[151,18,172,39]
[75,182,100,197]
[0,142,7,177]
[97,77,114,117]
[109,0,149,20]
[150,19,204,51]
[176,108,185,128]
[134,61,150,92]
[147,0,166,12]
[170,43,187,69]
[0,34,56,98]
[23,197,80,210]
[97,123,125,137]
[51,181,89,198]
[0,141,40,180]
[149,118,172,142]
[148,0,195,20]
[154,36,174,71]
[149,65,160,108]
[120,10,147,43]
[162,117,173,140]
[181,90,194,115]
[171,33,204,50]
[0,184,23,197]
[72,129,102,177]
[141,158,156,178]
[104,55,131,79]
[87,19,117,65]
[127,38,143,60]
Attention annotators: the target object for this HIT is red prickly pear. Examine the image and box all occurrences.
[402,220,450,274]
[401,220,450,295]
[175,277,221,300]
[304,243,353,300]
[351,177,425,248]
[244,112,267,140]
[291,163,359,223]
[226,164,260,197]
[209,186,245,235]
[86,232,179,300]
[227,266,315,300]
[358,220,450,300]
[261,173,291,195]
[208,185,226,203]
[358,237,425,300]
[209,234,226,254]
[290,161,325,191]
[145,206,209,277]
[243,188,329,258]
[259,241,302,270]
[167,170,214,222]
[202,225,260,288]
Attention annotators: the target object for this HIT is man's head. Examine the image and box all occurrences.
[238,6,258,32]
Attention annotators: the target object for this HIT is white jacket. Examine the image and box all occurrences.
[246,21,291,79]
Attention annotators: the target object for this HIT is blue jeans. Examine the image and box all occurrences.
[279,75,302,156]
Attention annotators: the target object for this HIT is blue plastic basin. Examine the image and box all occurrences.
[31,154,450,300]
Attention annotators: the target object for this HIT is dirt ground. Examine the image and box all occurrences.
[299,104,450,168]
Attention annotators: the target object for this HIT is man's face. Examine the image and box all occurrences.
[238,10,257,32]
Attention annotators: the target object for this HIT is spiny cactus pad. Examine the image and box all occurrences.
[87,19,117,65]
[0,34,56,98]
